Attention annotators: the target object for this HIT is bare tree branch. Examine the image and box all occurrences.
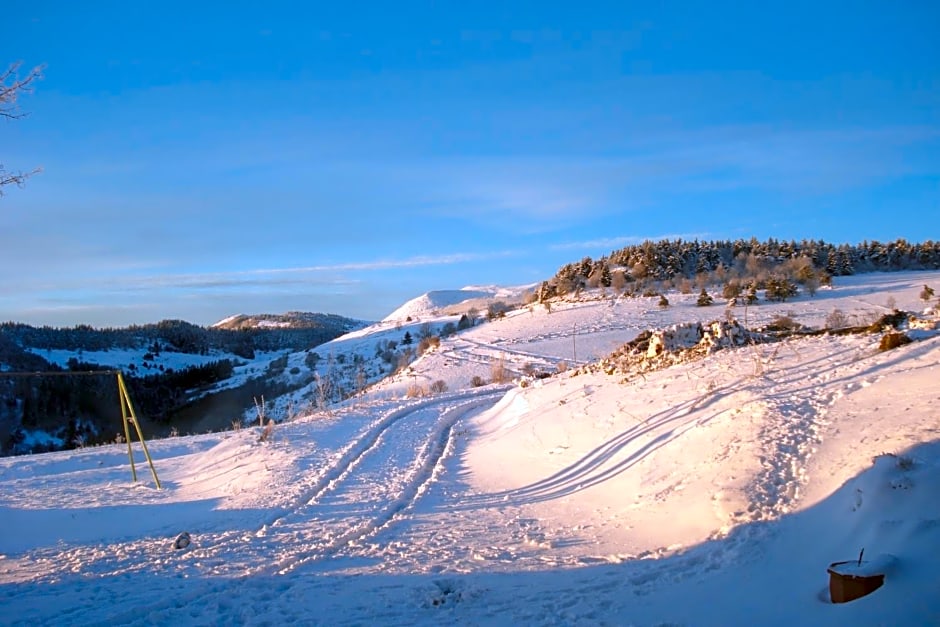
[1,61,44,119]
[0,166,42,191]
[1,61,44,196]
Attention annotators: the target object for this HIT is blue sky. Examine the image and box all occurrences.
[2,1,938,327]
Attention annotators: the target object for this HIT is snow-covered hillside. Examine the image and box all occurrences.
[1,271,939,625]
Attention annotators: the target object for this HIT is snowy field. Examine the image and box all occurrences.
[2,271,939,625]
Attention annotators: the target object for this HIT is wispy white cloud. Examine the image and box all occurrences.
[6,252,518,295]
[0,251,526,326]
[384,121,940,233]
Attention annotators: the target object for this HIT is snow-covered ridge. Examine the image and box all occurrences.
[382,285,534,322]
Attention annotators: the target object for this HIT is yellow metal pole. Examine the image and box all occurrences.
[116,372,162,489]
[117,372,138,483]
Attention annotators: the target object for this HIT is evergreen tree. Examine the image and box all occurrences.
[601,264,612,287]
[840,251,855,276]
[554,237,934,294]
[722,280,742,301]
[696,288,714,307]
[765,276,798,302]
[745,284,759,305]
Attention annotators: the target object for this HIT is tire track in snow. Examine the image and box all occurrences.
[262,393,503,575]
[176,393,504,578]
[265,389,506,529]
[167,388,507,574]
[160,388,505,576]
[84,390,505,625]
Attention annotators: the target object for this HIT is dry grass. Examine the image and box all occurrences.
[490,356,510,384]
[879,332,912,352]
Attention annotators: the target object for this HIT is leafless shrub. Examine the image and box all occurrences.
[471,375,486,388]
[418,335,440,354]
[259,419,275,442]
[254,396,266,428]
[895,453,915,471]
[487,301,510,320]
[252,396,275,441]
[430,379,447,394]
[313,371,334,410]
[556,361,568,374]
[490,356,509,383]
[722,280,743,301]
[826,308,849,329]
[283,398,298,422]
[860,309,892,328]
[765,314,802,332]
[396,349,415,374]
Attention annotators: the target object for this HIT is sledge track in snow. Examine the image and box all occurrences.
[459,383,736,509]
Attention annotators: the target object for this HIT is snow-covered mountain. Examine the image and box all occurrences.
[382,285,534,322]
[1,271,939,625]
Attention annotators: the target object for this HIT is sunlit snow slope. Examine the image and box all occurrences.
[1,271,939,626]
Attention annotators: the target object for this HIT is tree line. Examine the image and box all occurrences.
[540,238,939,299]
[0,315,359,360]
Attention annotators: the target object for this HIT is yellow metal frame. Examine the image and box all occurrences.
[116,371,161,489]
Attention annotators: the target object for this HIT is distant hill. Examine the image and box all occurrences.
[0,312,367,455]
[212,311,369,332]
